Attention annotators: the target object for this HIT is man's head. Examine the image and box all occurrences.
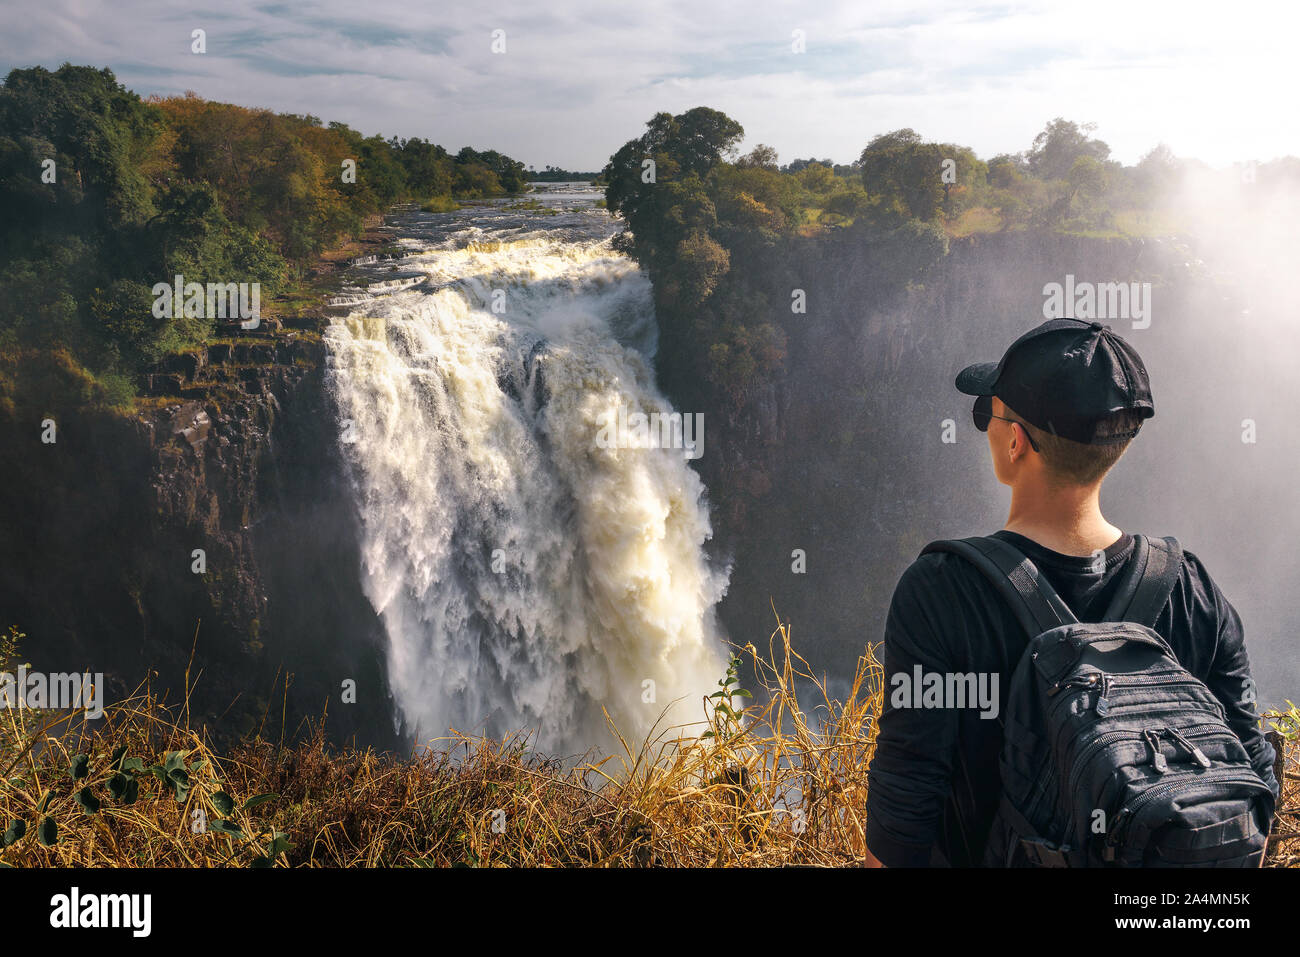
[958,319,1153,490]
[979,395,1146,488]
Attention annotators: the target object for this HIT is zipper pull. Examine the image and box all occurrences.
[1048,672,1098,697]
[1144,729,1167,773]
[1094,674,1111,716]
[1104,808,1131,859]
[1167,728,1212,768]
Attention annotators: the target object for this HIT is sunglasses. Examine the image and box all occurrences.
[972,395,1040,452]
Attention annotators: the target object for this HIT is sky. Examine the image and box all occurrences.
[2,0,1296,172]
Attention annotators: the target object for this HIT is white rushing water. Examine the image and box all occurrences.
[323,189,729,753]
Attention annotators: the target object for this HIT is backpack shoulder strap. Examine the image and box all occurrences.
[1101,534,1183,628]
[921,536,1077,637]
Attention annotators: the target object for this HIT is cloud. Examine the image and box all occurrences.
[0,0,1295,169]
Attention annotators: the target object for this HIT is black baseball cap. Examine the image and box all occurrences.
[956,318,1154,445]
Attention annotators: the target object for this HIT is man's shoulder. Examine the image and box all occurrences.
[898,544,968,576]
[1136,538,1223,602]
[890,544,992,604]
[1177,543,1218,583]
[885,543,1017,664]
[895,536,1025,582]
[1172,543,1231,618]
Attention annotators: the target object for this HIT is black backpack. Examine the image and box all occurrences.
[922,534,1276,867]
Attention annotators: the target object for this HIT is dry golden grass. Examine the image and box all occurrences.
[1266,703,1300,867]
[0,621,1295,868]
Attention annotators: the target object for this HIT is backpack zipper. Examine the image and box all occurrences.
[1096,674,1111,715]
[1103,767,1273,859]
[1163,727,1212,768]
[1141,728,1210,772]
[1143,729,1168,772]
[1065,724,1228,819]
[1047,672,1100,696]
[1046,672,1210,748]
[1064,728,1145,802]
[1083,673,1218,717]
[1058,727,1150,847]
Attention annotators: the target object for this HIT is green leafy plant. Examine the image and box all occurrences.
[249,832,294,868]
[1265,701,1300,741]
[73,788,101,815]
[702,652,752,740]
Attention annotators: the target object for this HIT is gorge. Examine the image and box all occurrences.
[2,184,1294,756]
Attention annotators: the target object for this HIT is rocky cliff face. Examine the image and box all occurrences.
[0,326,399,749]
[667,229,1202,683]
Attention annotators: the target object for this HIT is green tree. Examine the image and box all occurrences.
[1132,144,1180,203]
[455,147,526,194]
[0,64,162,255]
[1026,118,1111,181]
[858,129,947,223]
[796,162,836,193]
[1066,155,1107,202]
[735,144,779,170]
[453,162,503,198]
[822,184,871,224]
[603,107,745,248]
[395,136,454,197]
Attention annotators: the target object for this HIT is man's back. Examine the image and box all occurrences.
[864,530,1280,867]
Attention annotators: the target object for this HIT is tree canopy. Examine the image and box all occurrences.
[0,64,529,411]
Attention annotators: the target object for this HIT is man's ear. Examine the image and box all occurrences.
[1011,424,1032,460]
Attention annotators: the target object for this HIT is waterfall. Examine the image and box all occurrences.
[323,213,729,753]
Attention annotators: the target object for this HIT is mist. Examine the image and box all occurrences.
[708,159,1300,712]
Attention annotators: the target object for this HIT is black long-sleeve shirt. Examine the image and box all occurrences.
[864,529,1281,867]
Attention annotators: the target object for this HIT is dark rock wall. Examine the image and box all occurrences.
[668,230,1242,691]
[0,331,399,750]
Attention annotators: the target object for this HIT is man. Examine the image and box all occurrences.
[863,318,1280,867]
